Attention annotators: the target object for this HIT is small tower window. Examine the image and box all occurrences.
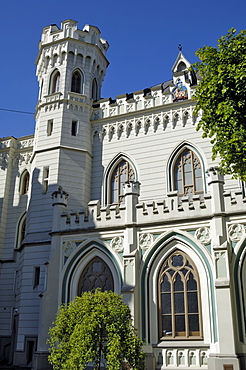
[47,119,53,136]
[71,121,78,136]
[51,71,60,94]
[71,70,82,93]
[20,171,30,195]
[33,267,40,288]
[43,167,49,194]
[92,78,98,100]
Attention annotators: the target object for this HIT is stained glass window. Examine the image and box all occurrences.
[159,251,202,339]
[77,256,114,295]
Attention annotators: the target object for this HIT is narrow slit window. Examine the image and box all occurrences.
[43,167,49,194]
[71,121,78,136]
[33,267,40,288]
[47,119,53,136]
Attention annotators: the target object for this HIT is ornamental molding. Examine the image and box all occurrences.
[0,153,10,170]
[63,241,77,258]
[93,106,197,141]
[194,227,211,245]
[228,223,245,242]
[110,236,124,253]
[139,233,154,250]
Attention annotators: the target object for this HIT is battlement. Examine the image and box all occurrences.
[58,188,246,232]
[39,20,109,55]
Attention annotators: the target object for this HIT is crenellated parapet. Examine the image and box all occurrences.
[57,183,246,233]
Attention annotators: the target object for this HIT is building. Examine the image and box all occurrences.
[0,19,246,370]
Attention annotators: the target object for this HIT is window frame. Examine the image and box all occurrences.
[71,69,83,94]
[19,170,30,195]
[168,144,206,197]
[49,69,60,94]
[110,159,136,204]
[158,250,203,340]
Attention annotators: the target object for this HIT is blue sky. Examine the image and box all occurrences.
[1,0,246,138]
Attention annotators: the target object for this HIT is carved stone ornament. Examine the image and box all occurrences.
[139,233,154,250]
[194,227,211,245]
[110,236,124,253]
[63,241,77,257]
[228,223,245,242]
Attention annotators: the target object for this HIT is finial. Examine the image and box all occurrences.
[178,44,182,51]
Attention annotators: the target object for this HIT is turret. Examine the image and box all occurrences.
[27,20,109,236]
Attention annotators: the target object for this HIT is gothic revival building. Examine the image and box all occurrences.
[0,20,246,370]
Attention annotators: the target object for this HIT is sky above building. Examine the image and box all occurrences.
[1,0,246,138]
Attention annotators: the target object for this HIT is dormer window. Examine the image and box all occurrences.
[177,61,187,72]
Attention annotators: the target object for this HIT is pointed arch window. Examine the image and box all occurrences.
[158,250,202,339]
[111,160,136,204]
[15,213,26,249]
[92,78,98,100]
[77,256,114,295]
[71,70,82,93]
[51,70,60,93]
[20,171,30,195]
[173,148,203,198]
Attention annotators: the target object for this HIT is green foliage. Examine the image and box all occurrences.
[192,28,246,180]
[47,290,145,370]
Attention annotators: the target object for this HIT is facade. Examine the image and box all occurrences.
[0,19,246,370]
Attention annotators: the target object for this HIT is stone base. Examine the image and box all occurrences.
[33,352,52,370]
[208,354,241,370]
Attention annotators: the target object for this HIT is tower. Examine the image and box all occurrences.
[29,20,109,235]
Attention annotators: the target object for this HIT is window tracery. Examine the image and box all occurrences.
[111,160,135,204]
[173,148,203,199]
[158,250,202,339]
[77,256,114,295]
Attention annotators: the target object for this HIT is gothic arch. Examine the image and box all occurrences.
[233,238,246,342]
[140,230,215,345]
[61,240,123,304]
[166,142,207,195]
[103,153,138,205]
[15,212,26,249]
[19,169,30,195]
[70,68,84,94]
[49,69,60,94]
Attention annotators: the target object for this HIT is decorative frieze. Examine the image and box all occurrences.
[93,106,196,141]
[0,153,10,170]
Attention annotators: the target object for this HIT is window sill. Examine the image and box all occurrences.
[156,340,208,348]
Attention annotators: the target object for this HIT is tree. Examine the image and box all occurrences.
[192,28,246,180]
[47,290,145,370]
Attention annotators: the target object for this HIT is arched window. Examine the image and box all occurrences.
[50,70,60,93]
[20,171,30,195]
[111,160,136,204]
[15,213,26,249]
[77,256,114,295]
[158,250,202,340]
[71,70,82,93]
[92,78,98,100]
[173,148,203,198]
